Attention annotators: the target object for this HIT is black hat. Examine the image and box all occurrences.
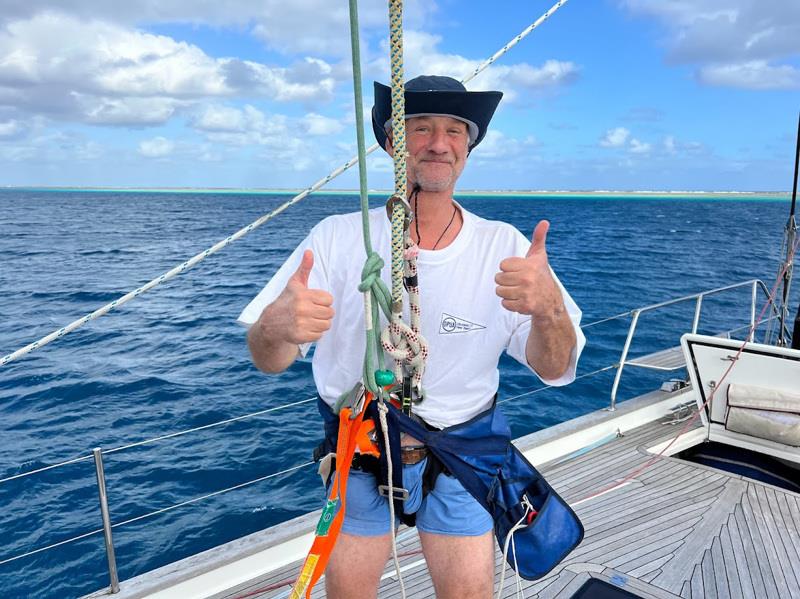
[371,75,503,152]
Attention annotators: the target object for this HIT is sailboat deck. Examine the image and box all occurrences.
[218,411,800,599]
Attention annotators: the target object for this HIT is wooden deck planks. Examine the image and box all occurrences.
[752,484,800,597]
[724,511,755,599]
[710,535,731,599]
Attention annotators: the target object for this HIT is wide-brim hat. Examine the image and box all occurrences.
[371,75,502,152]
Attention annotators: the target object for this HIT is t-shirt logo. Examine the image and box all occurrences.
[439,312,486,335]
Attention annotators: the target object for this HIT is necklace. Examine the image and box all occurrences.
[432,205,458,250]
[412,188,459,250]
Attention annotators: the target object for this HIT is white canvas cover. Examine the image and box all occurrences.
[725,383,800,446]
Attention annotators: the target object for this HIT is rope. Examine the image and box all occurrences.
[378,401,406,598]
[497,365,616,404]
[495,506,533,599]
[0,365,615,490]
[349,0,393,395]
[1,176,340,367]
[380,0,428,396]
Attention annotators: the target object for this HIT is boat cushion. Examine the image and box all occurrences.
[726,384,800,446]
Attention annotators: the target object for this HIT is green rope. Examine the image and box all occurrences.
[348,0,392,395]
[345,0,419,397]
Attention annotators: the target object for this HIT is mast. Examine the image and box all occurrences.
[780,112,799,347]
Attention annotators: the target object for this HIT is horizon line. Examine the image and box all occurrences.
[0,186,792,197]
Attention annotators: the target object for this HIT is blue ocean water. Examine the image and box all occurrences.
[0,190,796,598]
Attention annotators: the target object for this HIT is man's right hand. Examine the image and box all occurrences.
[248,249,334,373]
[265,249,335,345]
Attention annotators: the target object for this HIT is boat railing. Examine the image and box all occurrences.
[587,278,785,410]
[0,396,319,593]
[0,368,627,594]
[0,279,785,594]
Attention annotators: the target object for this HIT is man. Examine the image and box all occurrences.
[239,75,585,599]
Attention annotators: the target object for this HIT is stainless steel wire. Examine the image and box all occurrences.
[0,460,313,568]
[497,365,617,405]
[104,396,317,455]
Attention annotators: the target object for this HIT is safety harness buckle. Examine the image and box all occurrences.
[378,484,410,501]
[339,382,367,419]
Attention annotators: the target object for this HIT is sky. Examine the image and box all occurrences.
[0,0,798,192]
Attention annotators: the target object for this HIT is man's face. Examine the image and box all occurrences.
[400,116,470,193]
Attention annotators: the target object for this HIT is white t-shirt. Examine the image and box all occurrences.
[239,204,585,429]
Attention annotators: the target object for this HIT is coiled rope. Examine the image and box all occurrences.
[1,0,571,369]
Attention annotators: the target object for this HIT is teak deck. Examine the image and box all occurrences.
[216,412,800,599]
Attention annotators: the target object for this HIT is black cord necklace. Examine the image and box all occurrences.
[412,186,459,250]
[432,205,458,250]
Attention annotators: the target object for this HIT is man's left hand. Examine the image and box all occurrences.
[495,220,564,319]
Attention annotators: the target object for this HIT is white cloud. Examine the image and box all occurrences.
[0,119,24,138]
[82,97,181,126]
[664,135,676,154]
[622,0,800,90]
[193,105,249,132]
[465,130,541,173]
[600,127,630,147]
[190,104,324,171]
[138,136,175,158]
[0,13,338,127]
[302,113,344,136]
[0,1,438,58]
[698,61,800,90]
[629,138,651,154]
[370,31,579,102]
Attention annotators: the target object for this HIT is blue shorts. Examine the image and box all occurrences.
[328,458,493,537]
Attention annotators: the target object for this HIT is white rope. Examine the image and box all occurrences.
[1,0,572,369]
[495,504,533,599]
[459,0,570,87]
[378,400,407,599]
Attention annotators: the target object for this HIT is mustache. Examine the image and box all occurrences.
[418,155,455,164]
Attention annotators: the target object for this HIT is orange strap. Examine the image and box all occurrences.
[289,393,374,599]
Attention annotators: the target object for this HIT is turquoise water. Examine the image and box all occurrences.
[0,190,796,598]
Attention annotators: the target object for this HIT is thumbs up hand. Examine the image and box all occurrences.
[495,221,563,319]
[270,249,335,344]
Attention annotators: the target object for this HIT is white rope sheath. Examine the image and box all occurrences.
[377,401,407,598]
[1,0,571,368]
[379,242,428,393]
[496,506,533,599]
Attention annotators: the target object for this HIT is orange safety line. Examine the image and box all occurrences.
[289,393,375,599]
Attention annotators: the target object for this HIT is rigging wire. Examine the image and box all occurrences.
[0,460,312,568]
[1,0,572,368]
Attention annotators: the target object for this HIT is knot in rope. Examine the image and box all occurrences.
[380,233,428,392]
[358,251,390,307]
[380,316,428,387]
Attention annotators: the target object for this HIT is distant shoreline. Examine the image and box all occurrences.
[1,186,792,200]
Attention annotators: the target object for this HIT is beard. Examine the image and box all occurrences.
[410,158,464,192]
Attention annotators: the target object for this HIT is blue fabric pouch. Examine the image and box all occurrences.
[387,400,584,580]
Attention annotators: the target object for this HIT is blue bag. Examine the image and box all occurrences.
[385,401,584,580]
